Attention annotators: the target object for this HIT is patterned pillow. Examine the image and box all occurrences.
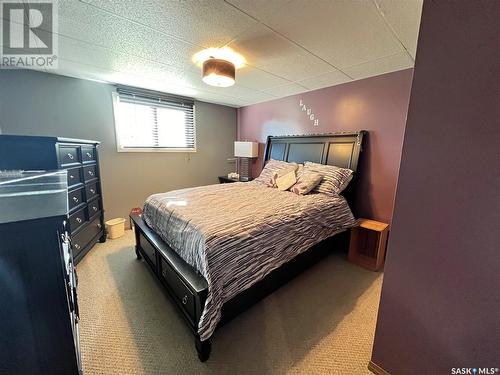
[304,161,353,195]
[254,159,298,186]
[276,170,297,191]
[290,171,323,195]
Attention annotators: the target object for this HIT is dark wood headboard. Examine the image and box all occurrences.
[263,131,366,172]
[263,131,367,204]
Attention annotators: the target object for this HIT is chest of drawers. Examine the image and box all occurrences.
[0,135,107,263]
[0,171,82,374]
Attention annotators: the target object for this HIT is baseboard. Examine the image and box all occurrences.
[368,360,391,375]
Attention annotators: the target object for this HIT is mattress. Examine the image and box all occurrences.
[143,181,356,341]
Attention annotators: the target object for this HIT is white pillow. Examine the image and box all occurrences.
[269,166,297,187]
[276,170,297,191]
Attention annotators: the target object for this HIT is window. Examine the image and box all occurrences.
[112,86,195,152]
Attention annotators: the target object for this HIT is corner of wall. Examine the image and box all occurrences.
[236,106,241,141]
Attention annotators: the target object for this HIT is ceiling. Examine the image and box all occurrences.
[17,0,422,107]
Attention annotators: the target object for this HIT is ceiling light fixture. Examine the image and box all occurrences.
[193,47,245,88]
[202,59,235,87]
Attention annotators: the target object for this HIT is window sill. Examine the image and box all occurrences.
[117,147,197,153]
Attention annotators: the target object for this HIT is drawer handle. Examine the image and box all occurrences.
[67,153,74,160]
[72,196,79,203]
[74,244,81,250]
[182,295,188,305]
[76,217,82,224]
[86,152,92,158]
[92,206,98,212]
[88,170,94,176]
[90,188,96,194]
[69,174,74,180]
[97,223,102,229]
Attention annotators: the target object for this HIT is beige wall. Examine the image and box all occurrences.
[0,70,237,224]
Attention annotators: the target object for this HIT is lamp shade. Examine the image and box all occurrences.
[234,141,258,158]
[202,59,235,87]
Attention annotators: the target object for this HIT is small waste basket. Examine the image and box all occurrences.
[105,218,126,239]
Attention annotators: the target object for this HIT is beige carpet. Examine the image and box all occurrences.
[77,230,382,375]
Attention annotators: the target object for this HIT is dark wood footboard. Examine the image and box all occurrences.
[130,212,350,362]
[131,213,210,361]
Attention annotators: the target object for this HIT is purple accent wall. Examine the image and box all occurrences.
[371,1,500,373]
[238,69,413,224]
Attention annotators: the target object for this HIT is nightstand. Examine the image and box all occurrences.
[348,219,389,271]
[218,176,253,183]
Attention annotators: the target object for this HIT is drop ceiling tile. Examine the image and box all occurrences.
[55,56,201,98]
[224,0,292,22]
[236,67,291,90]
[226,86,275,102]
[297,70,352,91]
[224,87,278,103]
[373,0,423,59]
[264,0,404,69]
[54,2,200,71]
[79,0,256,48]
[263,83,308,98]
[58,36,191,84]
[228,24,333,81]
[343,52,414,80]
[212,91,277,106]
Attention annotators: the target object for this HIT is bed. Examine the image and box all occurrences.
[130,131,366,361]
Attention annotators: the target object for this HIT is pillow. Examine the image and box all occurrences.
[269,166,297,187]
[276,170,297,191]
[304,161,353,195]
[290,171,323,195]
[296,163,305,178]
[254,159,298,186]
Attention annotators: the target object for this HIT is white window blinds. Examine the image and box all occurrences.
[114,86,195,152]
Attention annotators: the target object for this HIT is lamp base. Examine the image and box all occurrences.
[238,157,252,180]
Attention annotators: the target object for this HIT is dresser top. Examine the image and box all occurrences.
[0,134,100,145]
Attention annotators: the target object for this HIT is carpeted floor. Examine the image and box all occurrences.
[77,230,382,375]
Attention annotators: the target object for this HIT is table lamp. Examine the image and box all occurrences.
[234,141,258,181]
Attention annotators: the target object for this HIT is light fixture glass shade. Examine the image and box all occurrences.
[202,59,235,87]
[234,141,258,158]
[193,47,246,69]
